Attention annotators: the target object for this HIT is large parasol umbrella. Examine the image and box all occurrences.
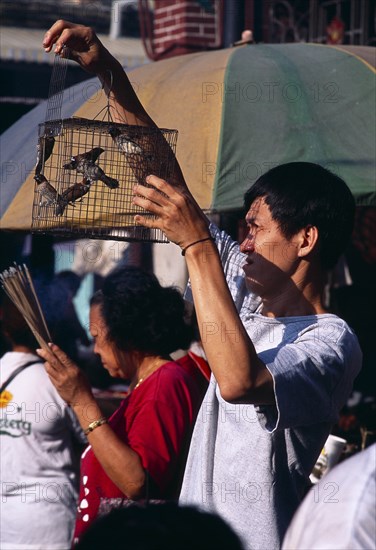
[1,42,375,231]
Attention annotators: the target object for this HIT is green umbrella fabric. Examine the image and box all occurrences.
[215,44,375,210]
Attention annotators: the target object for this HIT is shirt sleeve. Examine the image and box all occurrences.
[256,320,362,432]
[282,444,376,550]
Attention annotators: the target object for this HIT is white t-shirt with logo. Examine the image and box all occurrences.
[0,352,86,550]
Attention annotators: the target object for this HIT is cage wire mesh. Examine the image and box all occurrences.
[31,49,178,243]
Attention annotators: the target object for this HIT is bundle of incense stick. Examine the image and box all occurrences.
[0,263,51,350]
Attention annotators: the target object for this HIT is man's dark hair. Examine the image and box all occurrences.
[54,270,82,296]
[90,267,193,355]
[1,295,38,349]
[243,162,355,269]
[75,502,245,550]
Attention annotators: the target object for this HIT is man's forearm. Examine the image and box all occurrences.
[96,51,157,127]
[184,239,274,405]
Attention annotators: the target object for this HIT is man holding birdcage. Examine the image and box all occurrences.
[41,20,362,550]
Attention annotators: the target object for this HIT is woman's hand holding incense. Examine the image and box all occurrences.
[37,343,94,408]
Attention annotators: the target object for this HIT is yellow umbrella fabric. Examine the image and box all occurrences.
[1,47,231,231]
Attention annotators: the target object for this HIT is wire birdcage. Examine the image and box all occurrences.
[31,49,178,243]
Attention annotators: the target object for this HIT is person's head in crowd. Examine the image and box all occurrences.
[89,266,194,380]
[75,502,245,550]
[54,270,82,297]
[243,162,356,271]
[1,294,38,351]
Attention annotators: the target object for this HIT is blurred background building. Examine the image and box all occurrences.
[1,0,375,132]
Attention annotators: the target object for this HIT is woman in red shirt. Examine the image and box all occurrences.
[38,266,208,545]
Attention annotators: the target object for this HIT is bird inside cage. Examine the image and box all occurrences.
[31,117,178,244]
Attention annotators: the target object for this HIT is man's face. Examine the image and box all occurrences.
[240,197,301,297]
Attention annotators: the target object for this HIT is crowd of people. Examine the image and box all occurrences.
[0,18,373,550]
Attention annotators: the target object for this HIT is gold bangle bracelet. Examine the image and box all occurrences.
[84,417,107,436]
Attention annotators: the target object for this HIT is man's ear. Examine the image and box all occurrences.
[297,225,319,258]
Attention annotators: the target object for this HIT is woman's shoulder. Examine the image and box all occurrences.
[133,356,207,399]
[157,355,209,400]
[157,357,194,383]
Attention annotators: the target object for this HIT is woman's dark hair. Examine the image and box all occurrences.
[243,162,355,270]
[90,267,194,355]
